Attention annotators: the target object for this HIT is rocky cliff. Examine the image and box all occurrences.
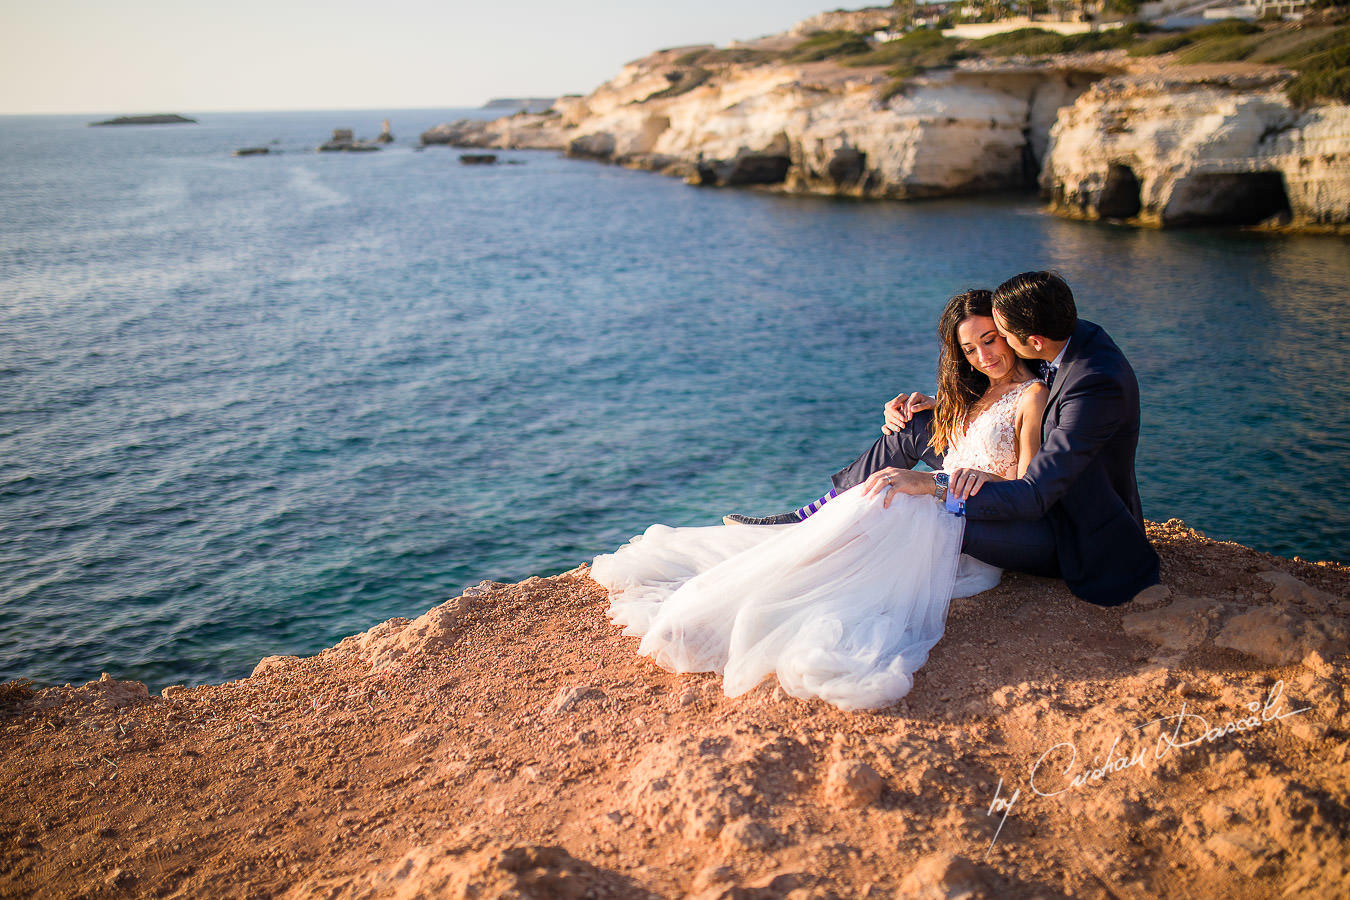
[424,50,1115,199]
[3,521,1348,898]
[1043,68,1350,229]
[423,38,1350,230]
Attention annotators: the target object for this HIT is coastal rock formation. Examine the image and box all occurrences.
[317,128,382,152]
[422,112,573,152]
[482,97,559,113]
[420,18,1350,229]
[24,672,149,712]
[790,6,903,37]
[422,49,1112,199]
[2,521,1346,898]
[1042,70,1350,230]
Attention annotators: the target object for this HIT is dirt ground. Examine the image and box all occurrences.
[2,519,1347,899]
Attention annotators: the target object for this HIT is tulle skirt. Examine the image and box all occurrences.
[590,484,1002,711]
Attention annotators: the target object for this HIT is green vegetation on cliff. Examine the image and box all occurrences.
[1127,19,1259,56]
[973,24,1147,56]
[777,19,1350,108]
[843,28,965,69]
[646,66,713,101]
[788,30,872,62]
[1285,42,1350,106]
[673,47,783,67]
[652,19,1350,109]
[1125,20,1350,105]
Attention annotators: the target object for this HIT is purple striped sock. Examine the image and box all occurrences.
[795,488,839,520]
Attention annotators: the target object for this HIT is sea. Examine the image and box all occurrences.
[2,108,1348,691]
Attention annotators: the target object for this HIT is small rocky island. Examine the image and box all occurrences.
[90,114,196,126]
[483,97,556,113]
[317,128,382,152]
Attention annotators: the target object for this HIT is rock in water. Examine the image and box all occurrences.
[317,128,381,152]
[91,114,196,126]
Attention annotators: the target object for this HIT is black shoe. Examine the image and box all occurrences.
[722,512,802,526]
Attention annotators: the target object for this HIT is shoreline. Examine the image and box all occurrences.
[433,144,1350,238]
[4,518,1347,898]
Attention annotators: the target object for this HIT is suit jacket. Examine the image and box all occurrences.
[963,319,1160,606]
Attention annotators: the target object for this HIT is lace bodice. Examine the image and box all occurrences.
[940,380,1037,480]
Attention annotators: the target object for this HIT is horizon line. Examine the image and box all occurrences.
[0,99,567,117]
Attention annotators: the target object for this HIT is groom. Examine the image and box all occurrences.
[738,271,1160,607]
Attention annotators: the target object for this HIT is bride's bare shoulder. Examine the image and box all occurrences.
[1017,381,1049,415]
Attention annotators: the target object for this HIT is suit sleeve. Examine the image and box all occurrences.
[963,371,1127,521]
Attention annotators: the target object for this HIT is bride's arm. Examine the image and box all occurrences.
[1014,382,1050,478]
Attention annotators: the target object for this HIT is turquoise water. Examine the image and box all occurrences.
[2,110,1348,690]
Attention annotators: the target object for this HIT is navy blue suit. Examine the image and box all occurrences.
[831,319,1159,607]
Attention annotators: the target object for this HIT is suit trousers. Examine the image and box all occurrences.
[828,410,1060,578]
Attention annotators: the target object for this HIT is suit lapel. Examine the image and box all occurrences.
[1040,360,1070,441]
[1039,321,1095,441]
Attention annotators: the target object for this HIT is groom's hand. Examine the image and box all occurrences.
[948,467,1000,500]
[882,392,935,434]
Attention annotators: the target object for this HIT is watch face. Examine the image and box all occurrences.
[934,473,950,486]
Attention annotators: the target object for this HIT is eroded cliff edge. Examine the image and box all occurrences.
[1045,68,1350,229]
[424,39,1349,231]
[2,520,1348,898]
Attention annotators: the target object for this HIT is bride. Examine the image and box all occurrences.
[590,290,1048,711]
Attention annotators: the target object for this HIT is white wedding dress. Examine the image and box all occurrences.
[591,381,1035,712]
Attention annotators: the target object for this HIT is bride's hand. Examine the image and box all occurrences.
[882,392,935,434]
[862,467,931,508]
[948,467,1005,500]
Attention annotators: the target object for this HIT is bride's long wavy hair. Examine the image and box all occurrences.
[929,289,997,457]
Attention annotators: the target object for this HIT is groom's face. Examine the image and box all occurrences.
[992,310,1040,360]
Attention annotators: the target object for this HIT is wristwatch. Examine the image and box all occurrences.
[932,472,949,503]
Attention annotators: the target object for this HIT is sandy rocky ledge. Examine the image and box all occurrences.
[2,519,1348,899]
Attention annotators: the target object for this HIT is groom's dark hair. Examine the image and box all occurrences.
[992,271,1077,341]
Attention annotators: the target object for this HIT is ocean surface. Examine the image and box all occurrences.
[2,108,1348,690]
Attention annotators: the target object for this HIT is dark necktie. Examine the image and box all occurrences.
[1040,361,1058,389]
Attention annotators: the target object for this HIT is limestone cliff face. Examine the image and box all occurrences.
[1042,71,1350,229]
[426,45,1348,228]
[425,49,1113,199]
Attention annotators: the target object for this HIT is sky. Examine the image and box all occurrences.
[0,0,838,114]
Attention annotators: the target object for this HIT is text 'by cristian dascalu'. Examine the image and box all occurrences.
[980,679,1311,858]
